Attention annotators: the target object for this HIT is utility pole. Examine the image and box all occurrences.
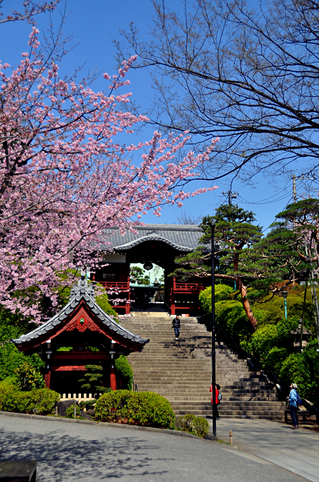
[222,191,238,205]
[292,174,315,202]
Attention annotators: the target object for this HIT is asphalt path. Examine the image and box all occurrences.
[215,418,319,482]
[0,413,308,482]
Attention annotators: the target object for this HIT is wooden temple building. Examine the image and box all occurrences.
[12,277,149,393]
[95,224,209,315]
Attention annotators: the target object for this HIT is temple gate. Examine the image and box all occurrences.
[95,224,210,315]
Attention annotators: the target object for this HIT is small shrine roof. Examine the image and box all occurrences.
[12,278,149,348]
[100,224,203,253]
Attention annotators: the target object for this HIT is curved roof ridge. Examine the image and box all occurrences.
[12,278,149,347]
[115,233,193,252]
[100,223,203,252]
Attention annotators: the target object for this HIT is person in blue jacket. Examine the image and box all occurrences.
[288,383,299,429]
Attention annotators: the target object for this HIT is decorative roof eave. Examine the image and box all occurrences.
[12,278,149,351]
[99,224,203,252]
[114,233,193,252]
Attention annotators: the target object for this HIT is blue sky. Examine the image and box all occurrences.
[1,0,316,232]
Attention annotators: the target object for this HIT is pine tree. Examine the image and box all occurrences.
[173,204,262,329]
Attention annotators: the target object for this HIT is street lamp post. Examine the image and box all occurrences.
[282,291,288,319]
[211,222,217,438]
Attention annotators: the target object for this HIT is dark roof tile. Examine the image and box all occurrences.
[12,278,149,347]
[99,224,203,252]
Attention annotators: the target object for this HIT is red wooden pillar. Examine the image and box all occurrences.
[170,277,176,315]
[110,361,117,390]
[44,369,51,389]
[125,274,130,315]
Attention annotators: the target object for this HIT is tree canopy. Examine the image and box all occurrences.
[118,0,319,185]
[0,14,218,321]
[129,266,150,286]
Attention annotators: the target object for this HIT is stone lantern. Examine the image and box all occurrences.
[290,319,313,351]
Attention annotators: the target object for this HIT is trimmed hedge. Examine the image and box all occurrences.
[0,380,59,415]
[199,284,233,314]
[249,318,298,365]
[215,300,251,340]
[94,390,175,429]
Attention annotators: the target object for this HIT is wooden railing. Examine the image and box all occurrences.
[98,280,130,314]
[172,278,205,293]
[170,277,207,314]
[98,281,130,291]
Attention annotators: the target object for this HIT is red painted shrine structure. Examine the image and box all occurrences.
[95,224,209,315]
[12,277,149,392]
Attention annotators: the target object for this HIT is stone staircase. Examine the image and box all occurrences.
[120,313,286,420]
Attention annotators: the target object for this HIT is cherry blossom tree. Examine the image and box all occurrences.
[0,27,218,322]
[0,0,59,24]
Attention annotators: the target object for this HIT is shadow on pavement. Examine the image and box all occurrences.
[0,429,170,480]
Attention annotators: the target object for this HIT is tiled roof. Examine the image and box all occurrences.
[100,224,203,252]
[12,278,149,347]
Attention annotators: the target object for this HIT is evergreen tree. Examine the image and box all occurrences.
[174,204,262,329]
[241,199,319,295]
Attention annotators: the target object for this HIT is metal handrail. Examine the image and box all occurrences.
[303,398,319,422]
[159,293,171,313]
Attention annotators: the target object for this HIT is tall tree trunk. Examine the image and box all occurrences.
[215,274,258,331]
[237,277,258,331]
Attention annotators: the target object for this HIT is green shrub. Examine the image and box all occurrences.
[0,378,18,411]
[250,290,315,328]
[199,286,212,314]
[115,355,133,390]
[178,413,209,437]
[0,384,59,415]
[215,300,251,341]
[199,285,234,315]
[14,361,45,391]
[0,343,44,382]
[94,390,175,429]
[215,284,234,302]
[65,404,80,418]
[0,303,45,385]
[264,347,289,377]
[279,341,319,401]
[78,399,96,411]
[250,318,297,364]
[31,389,60,415]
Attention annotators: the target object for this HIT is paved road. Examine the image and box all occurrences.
[214,418,319,482]
[0,413,309,482]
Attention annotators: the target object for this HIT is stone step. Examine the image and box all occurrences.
[169,400,286,407]
[120,316,281,421]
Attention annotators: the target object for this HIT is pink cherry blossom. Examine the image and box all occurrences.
[0,27,219,322]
